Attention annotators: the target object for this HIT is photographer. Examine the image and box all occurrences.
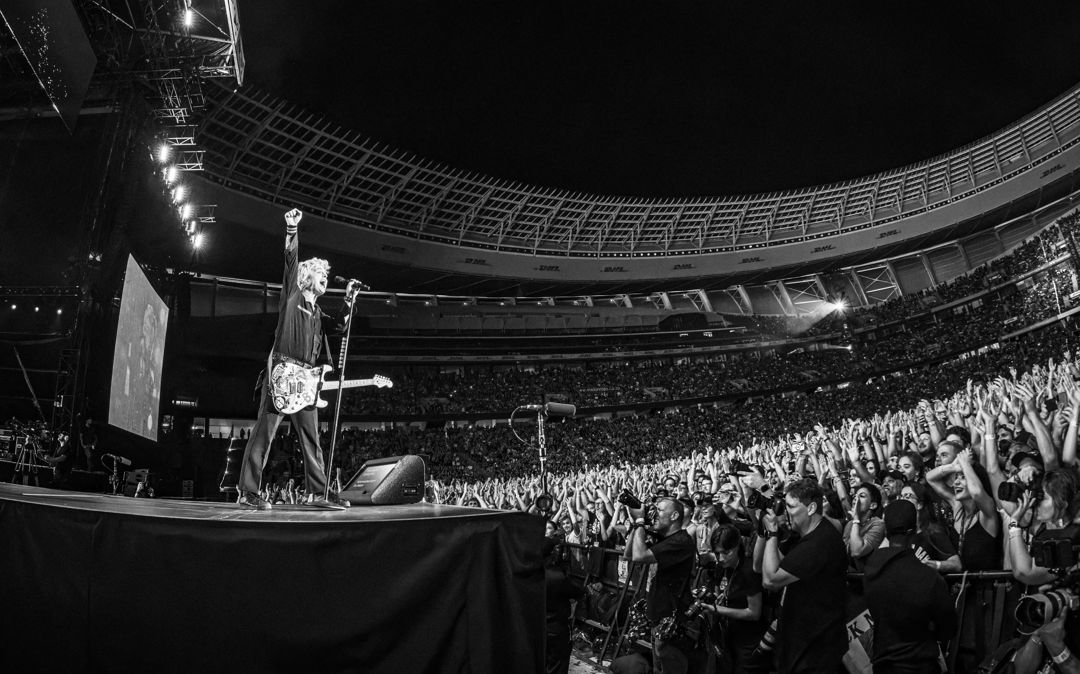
[623,496,698,674]
[699,524,768,673]
[761,478,847,674]
[1004,468,1080,673]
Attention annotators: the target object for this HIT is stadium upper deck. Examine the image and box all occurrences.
[194,80,1080,292]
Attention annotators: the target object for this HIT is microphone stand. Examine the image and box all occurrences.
[324,287,357,501]
[536,409,548,499]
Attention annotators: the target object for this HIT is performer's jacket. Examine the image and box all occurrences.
[274,235,350,367]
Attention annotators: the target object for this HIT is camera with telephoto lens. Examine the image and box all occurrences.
[685,586,717,619]
[1015,535,1080,632]
[617,488,642,510]
[1016,586,1080,632]
[745,488,785,516]
[997,475,1044,504]
[693,490,713,506]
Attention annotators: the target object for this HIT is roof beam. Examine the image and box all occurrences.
[325,149,373,214]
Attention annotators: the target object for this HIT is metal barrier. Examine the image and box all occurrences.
[561,542,1027,670]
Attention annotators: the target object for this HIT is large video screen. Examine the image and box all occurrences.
[109,255,168,440]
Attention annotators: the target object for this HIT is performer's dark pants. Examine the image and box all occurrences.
[237,386,328,496]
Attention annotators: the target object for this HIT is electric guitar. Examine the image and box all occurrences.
[270,359,393,415]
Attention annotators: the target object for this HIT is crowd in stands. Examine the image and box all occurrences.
[856,213,1079,325]
[339,254,1077,417]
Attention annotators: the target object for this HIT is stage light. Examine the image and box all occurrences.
[164,165,179,185]
[57,308,63,315]
[179,203,193,220]
[192,232,204,249]
[34,306,39,312]
[9,304,15,310]
[172,185,186,203]
[158,143,171,163]
[183,8,194,28]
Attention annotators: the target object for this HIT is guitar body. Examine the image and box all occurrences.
[270,356,393,415]
[270,359,332,414]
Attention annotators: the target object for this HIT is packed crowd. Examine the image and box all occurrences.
[339,255,1075,417]
[424,320,1080,673]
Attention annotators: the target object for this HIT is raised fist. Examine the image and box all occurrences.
[284,208,303,234]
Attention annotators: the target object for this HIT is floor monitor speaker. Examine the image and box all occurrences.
[340,455,425,505]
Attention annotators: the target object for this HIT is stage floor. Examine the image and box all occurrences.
[0,482,495,523]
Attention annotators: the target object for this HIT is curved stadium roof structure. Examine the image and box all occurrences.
[192,80,1080,296]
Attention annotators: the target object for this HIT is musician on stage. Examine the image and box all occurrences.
[236,207,355,509]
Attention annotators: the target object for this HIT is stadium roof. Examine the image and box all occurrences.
[236,1,1080,197]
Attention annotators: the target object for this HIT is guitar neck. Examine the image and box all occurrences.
[321,378,379,392]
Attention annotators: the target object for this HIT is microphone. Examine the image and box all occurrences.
[518,403,577,417]
[334,276,370,291]
[544,402,576,418]
[105,454,132,466]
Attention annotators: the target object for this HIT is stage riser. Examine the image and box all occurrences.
[0,488,544,673]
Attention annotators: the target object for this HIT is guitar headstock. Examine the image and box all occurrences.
[374,374,394,388]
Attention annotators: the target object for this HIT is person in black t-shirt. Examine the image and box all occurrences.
[864,500,957,674]
[762,478,847,674]
[544,536,583,674]
[625,496,697,674]
[702,524,768,673]
[899,483,961,573]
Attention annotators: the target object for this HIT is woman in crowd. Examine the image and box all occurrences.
[898,451,925,485]
[927,449,1001,571]
[1004,468,1080,673]
[898,482,961,573]
[844,482,886,569]
[702,524,768,673]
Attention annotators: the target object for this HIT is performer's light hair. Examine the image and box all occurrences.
[297,257,330,291]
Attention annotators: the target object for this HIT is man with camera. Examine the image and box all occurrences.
[761,478,847,674]
[863,500,957,674]
[623,496,698,674]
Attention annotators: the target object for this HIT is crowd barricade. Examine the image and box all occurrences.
[560,541,1026,672]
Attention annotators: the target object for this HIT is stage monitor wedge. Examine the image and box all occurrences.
[340,455,425,505]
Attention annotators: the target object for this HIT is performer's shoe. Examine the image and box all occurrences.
[309,493,350,509]
[237,491,272,510]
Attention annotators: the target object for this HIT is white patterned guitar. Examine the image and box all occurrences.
[270,358,393,414]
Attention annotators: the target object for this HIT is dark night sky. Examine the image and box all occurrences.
[235,1,1080,197]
